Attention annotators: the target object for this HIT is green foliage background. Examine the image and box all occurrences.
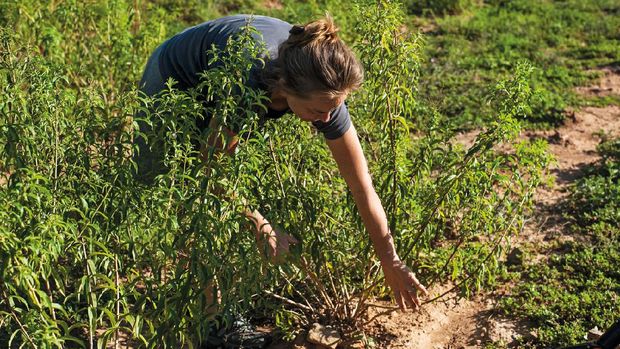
[416,0,620,128]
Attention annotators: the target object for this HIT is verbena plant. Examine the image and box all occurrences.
[0,18,274,346]
[1,0,551,347]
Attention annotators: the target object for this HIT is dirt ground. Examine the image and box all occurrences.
[266,67,620,349]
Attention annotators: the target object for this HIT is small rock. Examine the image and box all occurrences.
[587,326,603,341]
[306,323,341,349]
[565,109,577,123]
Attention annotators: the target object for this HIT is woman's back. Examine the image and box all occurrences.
[157,14,292,90]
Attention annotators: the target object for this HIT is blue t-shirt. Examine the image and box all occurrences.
[157,14,351,139]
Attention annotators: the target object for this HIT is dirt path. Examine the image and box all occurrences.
[363,68,620,349]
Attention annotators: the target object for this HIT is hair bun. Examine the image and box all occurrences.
[271,13,364,99]
[288,16,339,47]
[309,16,339,43]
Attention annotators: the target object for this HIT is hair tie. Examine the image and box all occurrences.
[290,25,305,35]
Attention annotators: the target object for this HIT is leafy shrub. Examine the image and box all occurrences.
[597,137,620,162]
[263,0,552,337]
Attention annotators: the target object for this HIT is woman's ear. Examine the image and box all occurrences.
[271,82,289,100]
[276,78,287,92]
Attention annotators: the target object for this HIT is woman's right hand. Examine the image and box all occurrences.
[255,222,299,263]
[247,209,298,263]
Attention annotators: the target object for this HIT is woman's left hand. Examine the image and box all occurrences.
[255,223,299,264]
[380,257,428,311]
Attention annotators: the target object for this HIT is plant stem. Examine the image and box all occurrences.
[264,290,314,312]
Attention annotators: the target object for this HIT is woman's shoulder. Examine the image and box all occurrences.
[180,15,292,55]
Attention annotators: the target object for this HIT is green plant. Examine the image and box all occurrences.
[404,0,480,16]
[261,0,551,338]
[0,18,273,348]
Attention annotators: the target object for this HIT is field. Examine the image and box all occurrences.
[1,0,618,348]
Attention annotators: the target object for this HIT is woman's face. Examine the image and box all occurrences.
[285,93,346,123]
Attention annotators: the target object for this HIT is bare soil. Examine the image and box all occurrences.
[575,66,620,97]
[262,0,283,10]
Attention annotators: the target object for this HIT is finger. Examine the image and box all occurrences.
[409,290,421,308]
[394,291,406,311]
[402,290,417,310]
[409,273,428,297]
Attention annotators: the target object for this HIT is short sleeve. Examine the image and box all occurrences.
[312,102,352,140]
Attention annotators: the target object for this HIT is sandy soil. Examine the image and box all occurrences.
[575,66,620,97]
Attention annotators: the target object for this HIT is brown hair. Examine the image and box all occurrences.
[264,15,364,99]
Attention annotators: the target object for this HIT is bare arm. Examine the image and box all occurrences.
[326,124,427,310]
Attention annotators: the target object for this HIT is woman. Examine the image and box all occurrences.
[137,13,427,318]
